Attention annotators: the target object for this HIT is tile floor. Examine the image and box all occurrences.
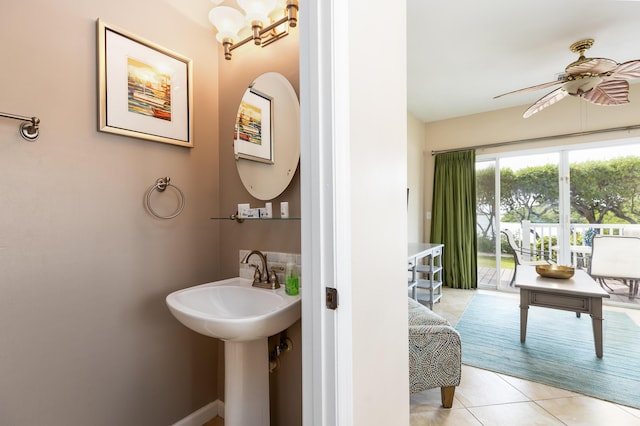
[411,287,640,426]
[203,287,640,426]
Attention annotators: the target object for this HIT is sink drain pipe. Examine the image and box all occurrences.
[269,332,293,373]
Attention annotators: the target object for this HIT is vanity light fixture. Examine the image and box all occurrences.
[208,0,298,60]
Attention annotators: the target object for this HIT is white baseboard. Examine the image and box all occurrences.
[172,399,224,426]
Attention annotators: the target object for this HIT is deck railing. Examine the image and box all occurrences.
[499,221,640,267]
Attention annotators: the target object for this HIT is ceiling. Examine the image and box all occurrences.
[173,0,640,123]
[407,0,640,123]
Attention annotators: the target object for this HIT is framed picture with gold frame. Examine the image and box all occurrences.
[97,19,193,147]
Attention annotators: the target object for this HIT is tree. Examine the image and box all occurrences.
[475,156,640,238]
[476,166,496,238]
[570,157,640,224]
[501,164,559,223]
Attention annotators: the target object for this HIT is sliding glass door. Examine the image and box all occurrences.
[477,153,560,289]
[564,145,640,266]
[476,160,497,288]
[476,140,640,290]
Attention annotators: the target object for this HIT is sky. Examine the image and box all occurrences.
[477,140,640,171]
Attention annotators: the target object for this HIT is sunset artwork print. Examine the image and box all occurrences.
[235,101,263,145]
[233,87,272,163]
[98,20,192,146]
[127,58,172,121]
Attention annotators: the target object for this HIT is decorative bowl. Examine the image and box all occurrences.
[536,264,575,279]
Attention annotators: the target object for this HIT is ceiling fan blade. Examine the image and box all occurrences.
[609,60,640,79]
[523,87,569,118]
[494,79,565,99]
[582,79,630,106]
[565,57,618,76]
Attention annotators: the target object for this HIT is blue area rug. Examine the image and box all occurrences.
[455,293,640,409]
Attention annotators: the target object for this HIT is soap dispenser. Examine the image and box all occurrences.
[285,262,299,295]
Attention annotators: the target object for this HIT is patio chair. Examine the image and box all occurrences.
[501,230,552,286]
[589,235,640,299]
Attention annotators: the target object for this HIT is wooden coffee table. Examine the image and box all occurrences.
[515,265,610,358]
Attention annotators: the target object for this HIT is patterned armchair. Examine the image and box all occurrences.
[408,297,461,408]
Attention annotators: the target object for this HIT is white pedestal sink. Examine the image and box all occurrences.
[166,277,301,426]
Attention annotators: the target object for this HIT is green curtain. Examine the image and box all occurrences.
[430,150,477,289]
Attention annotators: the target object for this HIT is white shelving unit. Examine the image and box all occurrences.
[408,243,444,309]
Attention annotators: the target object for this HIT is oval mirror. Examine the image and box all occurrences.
[234,72,300,200]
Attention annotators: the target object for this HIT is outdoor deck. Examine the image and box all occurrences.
[477,266,639,307]
[478,266,514,289]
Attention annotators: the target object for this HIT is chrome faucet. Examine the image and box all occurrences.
[241,250,280,289]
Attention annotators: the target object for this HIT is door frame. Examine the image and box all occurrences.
[300,1,352,424]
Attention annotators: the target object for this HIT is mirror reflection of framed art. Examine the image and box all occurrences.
[234,88,274,164]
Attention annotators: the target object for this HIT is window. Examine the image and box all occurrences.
[476,140,640,289]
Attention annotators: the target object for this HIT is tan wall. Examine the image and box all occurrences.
[407,112,426,243]
[216,20,301,287]
[0,1,223,424]
[216,31,302,426]
[421,86,640,241]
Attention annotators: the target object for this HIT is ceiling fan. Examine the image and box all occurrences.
[495,39,640,118]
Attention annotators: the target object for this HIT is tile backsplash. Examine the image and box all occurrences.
[239,250,302,285]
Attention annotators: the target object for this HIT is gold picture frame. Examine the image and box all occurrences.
[97,19,193,147]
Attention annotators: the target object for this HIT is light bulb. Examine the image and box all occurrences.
[208,6,245,43]
[270,0,287,21]
[238,0,277,26]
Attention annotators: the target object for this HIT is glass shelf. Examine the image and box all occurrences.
[211,215,301,223]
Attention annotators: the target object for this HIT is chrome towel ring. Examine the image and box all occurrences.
[145,177,185,219]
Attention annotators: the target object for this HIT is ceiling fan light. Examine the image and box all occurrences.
[564,77,604,96]
[499,39,640,118]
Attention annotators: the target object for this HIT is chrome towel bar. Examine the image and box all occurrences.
[0,111,40,141]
